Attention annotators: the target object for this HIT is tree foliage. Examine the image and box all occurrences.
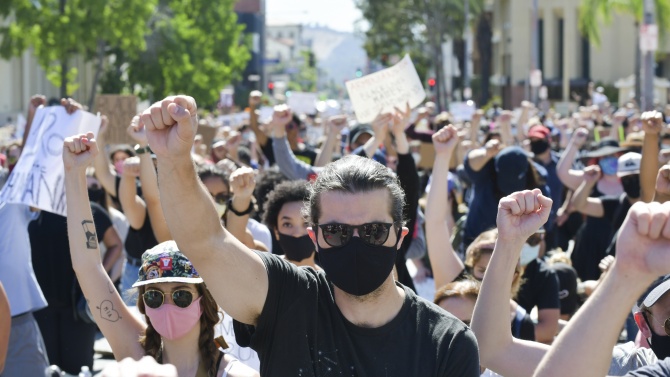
[579,0,670,46]
[0,0,155,95]
[120,0,251,105]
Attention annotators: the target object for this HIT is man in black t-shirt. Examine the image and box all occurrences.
[143,96,480,377]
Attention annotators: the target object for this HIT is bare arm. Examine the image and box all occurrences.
[314,116,346,167]
[534,309,560,344]
[556,128,588,190]
[143,97,267,325]
[425,126,465,289]
[248,91,268,147]
[472,190,553,377]
[640,112,663,202]
[93,115,119,197]
[466,140,500,172]
[63,134,145,361]
[101,226,123,274]
[225,167,259,250]
[118,159,147,230]
[469,110,483,145]
[498,111,515,146]
[570,166,604,218]
[0,282,9,374]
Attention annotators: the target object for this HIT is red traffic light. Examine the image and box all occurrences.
[428,78,436,87]
[268,82,275,90]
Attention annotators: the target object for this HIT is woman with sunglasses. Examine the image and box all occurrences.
[63,133,258,377]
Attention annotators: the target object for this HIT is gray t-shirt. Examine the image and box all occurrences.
[609,342,658,375]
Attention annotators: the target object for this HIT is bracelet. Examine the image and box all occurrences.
[134,144,152,155]
[226,198,254,216]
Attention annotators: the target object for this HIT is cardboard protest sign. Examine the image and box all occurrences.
[287,92,318,115]
[94,95,138,145]
[0,106,101,216]
[345,55,426,123]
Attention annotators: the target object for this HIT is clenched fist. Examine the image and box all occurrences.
[141,96,198,161]
[63,133,99,172]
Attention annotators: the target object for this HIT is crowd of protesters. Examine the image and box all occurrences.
[2,86,670,377]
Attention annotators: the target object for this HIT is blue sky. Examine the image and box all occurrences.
[266,0,363,33]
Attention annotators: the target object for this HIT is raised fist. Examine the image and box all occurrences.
[391,102,412,135]
[229,166,256,200]
[127,115,148,146]
[641,110,664,135]
[432,125,458,156]
[615,201,670,279]
[63,132,99,172]
[496,189,553,244]
[61,98,83,114]
[122,156,141,178]
[327,115,348,135]
[484,139,503,158]
[571,127,589,148]
[656,165,670,196]
[142,96,198,160]
[249,90,263,107]
[269,105,293,138]
[371,111,393,136]
[583,165,602,184]
[28,94,47,116]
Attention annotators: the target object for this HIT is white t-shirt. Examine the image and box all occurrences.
[609,341,658,375]
[216,313,261,372]
[247,218,272,253]
[0,203,47,316]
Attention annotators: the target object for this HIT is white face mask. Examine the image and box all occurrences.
[412,152,421,166]
[520,243,540,266]
[661,144,670,150]
[214,202,227,219]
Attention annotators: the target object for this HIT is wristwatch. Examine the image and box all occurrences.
[134,144,152,155]
[226,198,254,216]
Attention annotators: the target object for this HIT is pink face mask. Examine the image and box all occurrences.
[114,160,124,175]
[145,296,202,340]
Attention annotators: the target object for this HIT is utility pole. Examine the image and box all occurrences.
[642,0,656,111]
[463,0,471,97]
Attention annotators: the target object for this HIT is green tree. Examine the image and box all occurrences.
[120,0,251,105]
[0,0,155,98]
[579,0,670,104]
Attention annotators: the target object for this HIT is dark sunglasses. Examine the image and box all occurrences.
[286,122,297,130]
[317,222,394,247]
[143,289,194,309]
[210,192,230,205]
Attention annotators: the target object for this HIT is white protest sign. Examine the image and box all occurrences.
[0,106,101,216]
[287,92,318,115]
[345,54,426,123]
[449,101,476,122]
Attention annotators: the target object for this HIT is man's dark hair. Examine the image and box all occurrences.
[306,155,405,227]
[262,180,310,231]
[237,146,252,167]
[196,164,229,188]
[254,167,289,219]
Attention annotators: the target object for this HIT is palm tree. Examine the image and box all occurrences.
[579,0,670,105]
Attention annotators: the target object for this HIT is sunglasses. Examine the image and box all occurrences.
[526,233,544,247]
[143,289,195,309]
[646,312,670,336]
[317,222,395,247]
[210,192,230,205]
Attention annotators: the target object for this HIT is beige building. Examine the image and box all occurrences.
[489,0,670,108]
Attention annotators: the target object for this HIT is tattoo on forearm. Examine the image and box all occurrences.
[81,220,97,249]
[97,300,121,322]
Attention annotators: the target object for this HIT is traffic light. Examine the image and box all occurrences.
[428,78,436,88]
[355,68,363,78]
[267,81,274,95]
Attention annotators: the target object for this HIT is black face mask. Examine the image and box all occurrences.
[88,188,105,205]
[277,233,315,262]
[645,315,670,360]
[317,231,399,296]
[530,139,550,155]
[621,175,641,199]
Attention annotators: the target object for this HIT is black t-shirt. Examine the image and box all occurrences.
[516,258,561,313]
[242,251,480,376]
[551,262,580,316]
[113,175,157,259]
[602,194,632,256]
[29,203,112,308]
[625,358,670,376]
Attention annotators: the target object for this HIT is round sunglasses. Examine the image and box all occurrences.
[646,311,670,336]
[143,289,195,309]
[317,222,395,247]
[210,192,231,206]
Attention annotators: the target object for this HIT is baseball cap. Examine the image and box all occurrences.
[349,124,374,148]
[132,241,204,288]
[528,125,551,140]
[582,138,626,159]
[617,152,641,177]
[638,275,670,310]
[495,146,531,195]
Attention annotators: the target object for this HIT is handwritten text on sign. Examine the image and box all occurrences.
[345,55,426,123]
[0,106,100,216]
